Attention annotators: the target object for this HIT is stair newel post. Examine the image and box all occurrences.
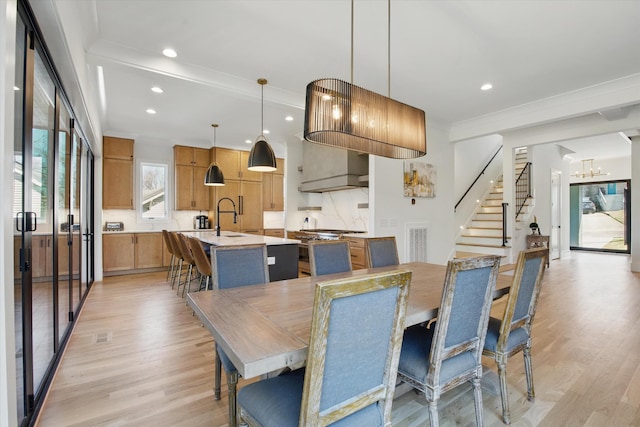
[502,202,508,246]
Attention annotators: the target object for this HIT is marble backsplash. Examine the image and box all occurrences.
[290,187,369,232]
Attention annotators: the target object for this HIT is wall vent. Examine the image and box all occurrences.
[406,223,428,262]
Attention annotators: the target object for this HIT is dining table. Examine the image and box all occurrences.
[186,262,512,380]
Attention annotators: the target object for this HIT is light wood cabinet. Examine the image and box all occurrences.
[103,136,134,209]
[264,229,285,238]
[263,172,284,211]
[103,233,135,272]
[103,232,164,272]
[239,150,264,182]
[345,236,366,270]
[214,148,241,179]
[25,234,81,278]
[175,145,210,168]
[174,145,210,210]
[213,180,263,234]
[213,148,263,182]
[134,233,164,269]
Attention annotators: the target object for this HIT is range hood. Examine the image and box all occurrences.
[299,141,369,193]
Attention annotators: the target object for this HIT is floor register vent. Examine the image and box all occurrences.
[406,223,428,263]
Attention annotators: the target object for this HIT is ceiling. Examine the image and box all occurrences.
[69,0,640,158]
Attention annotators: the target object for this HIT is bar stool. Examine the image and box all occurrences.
[175,233,197,297]
[187,236,212,292]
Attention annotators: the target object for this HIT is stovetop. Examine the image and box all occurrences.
[294,229,366,241]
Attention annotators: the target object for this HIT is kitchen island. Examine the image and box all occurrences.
[186,230,300,281]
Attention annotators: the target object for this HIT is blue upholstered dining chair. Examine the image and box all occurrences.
[237,269,412,427]
[483,248,548,424]
[210,243,270,427]
[308,240,352,276]
[366,236,399,268]
[397,255,501,427]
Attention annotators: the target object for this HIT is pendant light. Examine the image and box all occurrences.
[304,0,426,159]
[247,78,277,172]
[204,123,225,186]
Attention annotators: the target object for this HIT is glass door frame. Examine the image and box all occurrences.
[570,179,631,254]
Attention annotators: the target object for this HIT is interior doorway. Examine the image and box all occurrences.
[570,180,630,253]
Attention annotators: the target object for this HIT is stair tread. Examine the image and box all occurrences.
[456,242,512,249]
[461,234,512,239]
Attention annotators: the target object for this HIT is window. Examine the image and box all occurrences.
[140,162,168,220]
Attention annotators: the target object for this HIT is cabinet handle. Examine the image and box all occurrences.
[239,196,244,215]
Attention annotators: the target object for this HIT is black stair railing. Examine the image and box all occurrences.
[515,162,532,217]
[454,146,502,212]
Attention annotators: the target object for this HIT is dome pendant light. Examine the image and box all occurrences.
[204,123,225,186]
[247,78,277,172]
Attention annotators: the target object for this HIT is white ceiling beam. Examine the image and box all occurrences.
[449,73,640,142]
[86,39,305,110]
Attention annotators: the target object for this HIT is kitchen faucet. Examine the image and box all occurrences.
[216,197,237,236]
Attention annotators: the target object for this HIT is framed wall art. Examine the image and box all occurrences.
[403,161,436,198]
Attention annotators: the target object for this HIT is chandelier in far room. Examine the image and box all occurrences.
[573,159,610,179]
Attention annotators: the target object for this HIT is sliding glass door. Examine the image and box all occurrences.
[13,3,95,424]
[570,180,630,253]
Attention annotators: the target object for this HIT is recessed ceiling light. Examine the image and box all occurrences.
[146,109,157,114]
[285,116,293,121]
[151,86,163,93]
[245,139,252,144]
[263,129,270,134]
[480,83,493,91]
[162,48,177,58]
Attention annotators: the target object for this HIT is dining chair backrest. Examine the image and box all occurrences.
[187,236,212,278]
[302,269,412,425]
[482,247,547,424]
[210,244,269,289]
[366,236,399,268]
[176,233,195,265]
[167,231,184,261]
[162,229,175,256]
[308,240,352,276]
[494,247,548,352]
[428,255,501,387]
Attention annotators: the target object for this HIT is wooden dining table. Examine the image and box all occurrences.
[187,262,512,380]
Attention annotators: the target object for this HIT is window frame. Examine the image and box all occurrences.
[138,161,169,222]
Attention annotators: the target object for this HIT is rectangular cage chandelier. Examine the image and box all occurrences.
[304,78,426,159]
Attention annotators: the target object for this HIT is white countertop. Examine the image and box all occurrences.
[185,230,300,246]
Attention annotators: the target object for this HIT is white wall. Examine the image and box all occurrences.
[528,144,572,258]
[1,0,18,424]
[370,123,456,265]
[631,137,640,271]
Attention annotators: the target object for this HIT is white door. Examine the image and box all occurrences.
[550,171,561,260]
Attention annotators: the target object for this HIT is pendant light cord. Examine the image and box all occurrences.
[350,0,354,84]
[350,0,391,96]
[388,0,391,97]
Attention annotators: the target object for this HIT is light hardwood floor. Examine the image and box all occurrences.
[35,252,640,426]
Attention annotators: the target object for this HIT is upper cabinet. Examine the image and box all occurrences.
[213,148,262,182]
[103,136,134,209]
[174,145,210,210]
[263,158,285,211]
[174,145,210,168]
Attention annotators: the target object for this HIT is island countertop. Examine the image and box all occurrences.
[185,230,300,246]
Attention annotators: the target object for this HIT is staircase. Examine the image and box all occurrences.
[455,149,530,259]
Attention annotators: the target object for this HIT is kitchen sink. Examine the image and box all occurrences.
[224,234,244,237]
